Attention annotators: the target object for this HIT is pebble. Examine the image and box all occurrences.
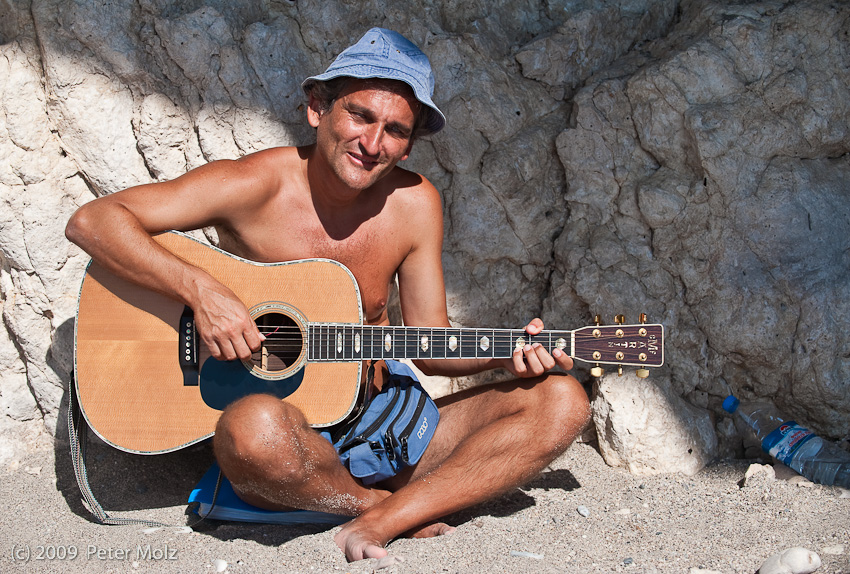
[788,476,815,488]
[821,545,844,556]
[213,559,228,573]
[577,505,590,517]
[510,551,544,560]
[742,463,775,488]
[758,547,821,574]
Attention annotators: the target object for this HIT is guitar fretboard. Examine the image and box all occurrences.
[307,324,570,362]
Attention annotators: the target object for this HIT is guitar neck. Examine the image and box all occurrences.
[308,324,565,362]
[306,322,664,367]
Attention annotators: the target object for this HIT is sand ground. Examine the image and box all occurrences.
[2,433,849,574]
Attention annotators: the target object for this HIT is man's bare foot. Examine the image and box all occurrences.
[335,518,456,561]
[334,518,388,562]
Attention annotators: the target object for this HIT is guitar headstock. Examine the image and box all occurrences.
[573,314,664,377]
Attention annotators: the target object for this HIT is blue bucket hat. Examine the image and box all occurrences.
[302,28,446,135]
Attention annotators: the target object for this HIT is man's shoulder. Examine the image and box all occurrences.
[383,166,443,228]
[238,146,302,167]
[386,165,438,197]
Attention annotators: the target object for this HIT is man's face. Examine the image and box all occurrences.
[308,79,418,193]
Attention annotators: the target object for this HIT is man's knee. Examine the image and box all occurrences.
[533,374,591,449]
[213,394,308,482]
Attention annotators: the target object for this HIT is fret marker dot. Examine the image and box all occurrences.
[420,336,429,352]
[448,336,458,352]
[479,336,490,351]
[384,334,392,352]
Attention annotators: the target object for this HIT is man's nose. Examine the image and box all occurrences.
[359,124,383,156]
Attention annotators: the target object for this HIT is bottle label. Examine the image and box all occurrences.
[762,421,815,465]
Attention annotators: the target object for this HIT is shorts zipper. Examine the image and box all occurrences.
[398,391,429,462]
[384,386,412,461]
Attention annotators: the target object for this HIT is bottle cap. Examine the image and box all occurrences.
[722,395,740,413]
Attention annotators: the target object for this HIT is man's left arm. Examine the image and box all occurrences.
[396,180,572,378]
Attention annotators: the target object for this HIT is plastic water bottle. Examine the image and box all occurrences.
[723,395,850,488]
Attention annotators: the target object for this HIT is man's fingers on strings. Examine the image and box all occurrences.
[533,343,557,372]
[522,343,547,376]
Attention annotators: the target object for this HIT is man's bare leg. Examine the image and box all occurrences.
[213,394,390,516]
[334,373,591,561]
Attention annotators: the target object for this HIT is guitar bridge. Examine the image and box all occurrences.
[180,306,199,386]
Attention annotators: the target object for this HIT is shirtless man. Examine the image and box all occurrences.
[65,28,590,561]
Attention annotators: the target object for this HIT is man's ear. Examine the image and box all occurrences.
[307,93,324,128]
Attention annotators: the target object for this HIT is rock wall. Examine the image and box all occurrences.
[1,0,848,473]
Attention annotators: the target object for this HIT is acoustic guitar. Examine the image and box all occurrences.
[73,231,664,454]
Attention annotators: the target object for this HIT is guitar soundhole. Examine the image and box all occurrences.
[252,311,303,373]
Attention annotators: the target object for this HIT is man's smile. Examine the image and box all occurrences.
[347,151,381,170]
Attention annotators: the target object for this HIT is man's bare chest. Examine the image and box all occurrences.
[218,222,404,324]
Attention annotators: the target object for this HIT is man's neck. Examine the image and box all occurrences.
[300,144,388,241]
[302,144,370,211]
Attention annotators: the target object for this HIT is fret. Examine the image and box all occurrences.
[457,328,474,358]
[369,325,383,359]
[390,326,399,359]
[430,328,446,359]
[343,325,353,360]
[342,325,351,361]
[404,326,419,359]
[360,325,371,359]
[326,324,333,360]
[493,329,514,358]
[358,325,368,359]
[316,324,324,360]
[315,324,323,360]
[396,326,405,359]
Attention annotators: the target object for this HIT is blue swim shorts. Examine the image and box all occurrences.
[319,360,440,485]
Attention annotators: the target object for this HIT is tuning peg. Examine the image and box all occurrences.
[615,314,625,325]
[594,314,602,326]
[636,368,650,378]
[617,365,623,376]
[591,365,604,377]
[639,313,647,324]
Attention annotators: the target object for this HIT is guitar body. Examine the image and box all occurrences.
[74,232,364,454]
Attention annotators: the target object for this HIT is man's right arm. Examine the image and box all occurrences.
[65,153,277,360]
